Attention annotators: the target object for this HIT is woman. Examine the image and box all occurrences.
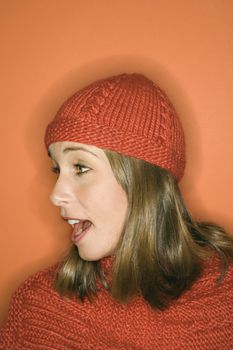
[1,73,233,349]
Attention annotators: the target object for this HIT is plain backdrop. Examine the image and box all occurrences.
[0,0,233,323]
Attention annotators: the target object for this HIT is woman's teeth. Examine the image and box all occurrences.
[67,219,80,227]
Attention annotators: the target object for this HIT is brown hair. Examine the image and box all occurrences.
[54,150,233,309]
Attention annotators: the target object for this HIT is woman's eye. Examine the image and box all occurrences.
[74,164,90,176]
[50,164,90,176]
[51,166,59,174]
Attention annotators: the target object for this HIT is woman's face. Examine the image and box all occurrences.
[48,141,128,261]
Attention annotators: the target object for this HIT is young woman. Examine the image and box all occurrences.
[1,73,233,350]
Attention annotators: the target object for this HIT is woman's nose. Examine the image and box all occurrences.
[50,178,71,207]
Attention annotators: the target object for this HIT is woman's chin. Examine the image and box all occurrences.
[78,249,103,262]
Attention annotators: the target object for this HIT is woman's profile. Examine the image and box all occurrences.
[0,73,233,349]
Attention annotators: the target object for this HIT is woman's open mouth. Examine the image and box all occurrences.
[70,219,92,245]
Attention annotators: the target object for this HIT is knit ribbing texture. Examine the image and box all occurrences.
[45,73,186,181]
[1,254,233,349]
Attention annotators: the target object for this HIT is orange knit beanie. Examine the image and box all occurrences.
[45,73,186,181]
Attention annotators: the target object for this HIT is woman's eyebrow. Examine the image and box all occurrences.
[48,146,99,158]
[63,146,99,157]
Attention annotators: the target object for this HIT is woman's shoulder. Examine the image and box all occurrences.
[0,263,61,347]
[11,262,61,306]
[180,252,233,304]
[201,251,233,285]
[16,262,59,291]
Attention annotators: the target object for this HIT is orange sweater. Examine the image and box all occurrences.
[1,254,233,350]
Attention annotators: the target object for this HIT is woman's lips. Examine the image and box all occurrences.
[62,216,82,222]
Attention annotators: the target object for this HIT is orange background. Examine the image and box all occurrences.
[0,0,233,323]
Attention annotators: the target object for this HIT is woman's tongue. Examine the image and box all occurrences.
[73,220,91,236]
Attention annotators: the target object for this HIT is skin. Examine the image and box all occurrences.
[48,141,128,261]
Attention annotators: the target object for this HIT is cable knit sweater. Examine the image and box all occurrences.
[0,254,233,350]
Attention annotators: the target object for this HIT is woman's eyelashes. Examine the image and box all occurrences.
[74,164,91,175]
[51,163,91,176]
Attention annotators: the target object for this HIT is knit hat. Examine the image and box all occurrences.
[45,73,186,181]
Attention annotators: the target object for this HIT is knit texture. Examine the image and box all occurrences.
[45,73,186,181]
[1,254,233,350]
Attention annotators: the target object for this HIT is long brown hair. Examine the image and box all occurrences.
[54,150,233,309]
